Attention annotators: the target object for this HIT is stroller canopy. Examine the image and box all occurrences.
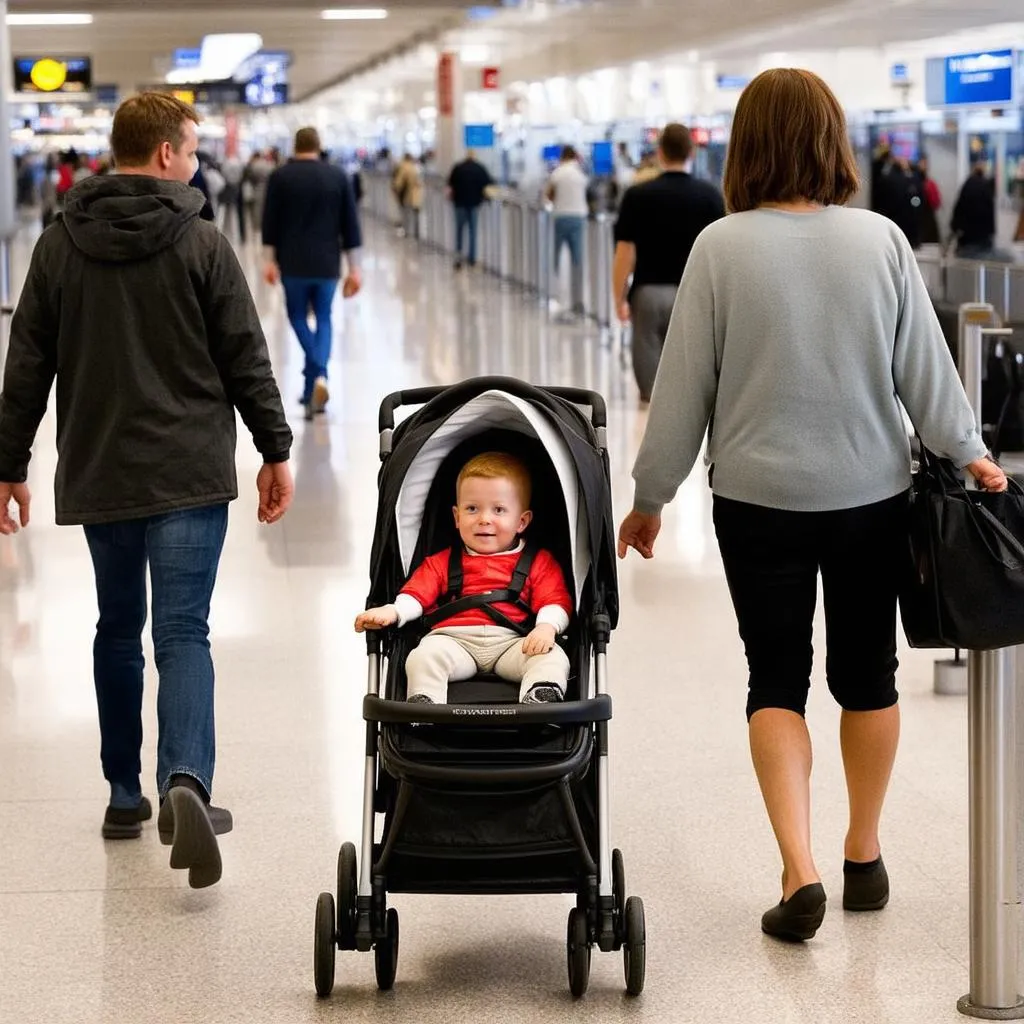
[368,378,619,627]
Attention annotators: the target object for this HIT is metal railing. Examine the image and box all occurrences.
[364,174,616,330]
[917,249,1024,325]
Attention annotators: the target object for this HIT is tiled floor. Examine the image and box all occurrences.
[0,216,994,1023]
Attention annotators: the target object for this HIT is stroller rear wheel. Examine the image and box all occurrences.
[336,842,358,950]
[374,907,400,991]
[566,907,591,998]
[314,891,337,998]
[623,896,646,996]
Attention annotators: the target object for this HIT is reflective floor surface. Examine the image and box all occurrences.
[0,216,987,1023]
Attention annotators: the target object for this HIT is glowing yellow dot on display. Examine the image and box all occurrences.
[30,58,68,92]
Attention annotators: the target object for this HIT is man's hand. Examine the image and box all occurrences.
[257,462,294,524]
[618,300,631,324]
[342,268,362,299]
[0,483,31,536]
[355,606,399,632]
[263,262,280,286]
[522,623,557,656]
[618,509,662,560]
[966,457,1009,493]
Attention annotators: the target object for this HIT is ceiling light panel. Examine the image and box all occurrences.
[321,8,388,20]
[6,12,94,26]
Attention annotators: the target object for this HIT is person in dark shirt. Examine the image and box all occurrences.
[613,124,726,403]
[447,150,494,269]
[0,93,294,888]
[952,163,1013,262]
[262,126,363,419]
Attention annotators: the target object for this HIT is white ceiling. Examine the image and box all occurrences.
[5,0,485,101]
[422,0,1024,83]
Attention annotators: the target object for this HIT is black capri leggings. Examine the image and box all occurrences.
[712,492,907,720]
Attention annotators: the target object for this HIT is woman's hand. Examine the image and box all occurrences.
[618,510,662,560]
[966,457,1009,493]
[355,606,398,632]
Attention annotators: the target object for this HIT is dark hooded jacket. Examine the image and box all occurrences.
[0,174,291,525]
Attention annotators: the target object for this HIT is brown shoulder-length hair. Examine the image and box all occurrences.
[723,68,860,213]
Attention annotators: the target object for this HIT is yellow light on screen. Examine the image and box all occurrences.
[30,58,68,92]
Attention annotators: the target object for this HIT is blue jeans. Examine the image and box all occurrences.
[554,215,586,313]
[455,205,480,265]
[84,505,229,801]
[282,277,338,404]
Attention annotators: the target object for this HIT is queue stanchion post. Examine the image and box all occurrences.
[956,305,1024,1019]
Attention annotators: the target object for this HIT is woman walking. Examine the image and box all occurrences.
[618,68,1007,942]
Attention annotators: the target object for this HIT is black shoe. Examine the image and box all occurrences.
[522,684,563,704]
[843,856,889,911]
[157,775,229,889]
[761,882,827,941]
[102,796,153,840]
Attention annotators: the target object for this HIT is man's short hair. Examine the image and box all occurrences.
[110,93,199,168]
[457,452,532,508]
[295,127,321,155]
[560,145,577,162]
[722,68,860,213]
[659,123,693,165]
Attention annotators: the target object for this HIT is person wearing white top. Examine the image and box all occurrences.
[545,146,589,315]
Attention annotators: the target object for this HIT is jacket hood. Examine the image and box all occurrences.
[61,175,205,262]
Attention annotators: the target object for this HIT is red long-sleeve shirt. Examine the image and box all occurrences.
[399,546,572,630]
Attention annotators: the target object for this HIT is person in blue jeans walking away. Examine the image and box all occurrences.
[0,93,295,889]
[447,149,495,270]
[545,145,590,318]
[262,126,363,421]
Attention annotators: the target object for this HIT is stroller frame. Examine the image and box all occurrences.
[312,379,645,1000]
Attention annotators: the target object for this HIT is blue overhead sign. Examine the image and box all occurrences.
[464,124,495,149]
[942,49,1016,106]
[173,48,202,70]
[890,63,910,84]
[716,75,751,91]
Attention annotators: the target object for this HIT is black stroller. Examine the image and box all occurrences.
[312,377,646,999]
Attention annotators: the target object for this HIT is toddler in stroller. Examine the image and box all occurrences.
[354,451,573,705]
[312,378,645,1003]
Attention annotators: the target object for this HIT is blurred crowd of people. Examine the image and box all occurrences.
[871,145,1023,262]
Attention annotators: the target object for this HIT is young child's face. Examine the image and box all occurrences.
[453,475,532,555]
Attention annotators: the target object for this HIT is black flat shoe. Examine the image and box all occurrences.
[843,856,889,911]
[761,882,827,941]
[102,796,153,840]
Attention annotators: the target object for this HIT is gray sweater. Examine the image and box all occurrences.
[632,206,987,514]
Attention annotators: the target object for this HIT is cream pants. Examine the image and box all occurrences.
[405,626,570,704]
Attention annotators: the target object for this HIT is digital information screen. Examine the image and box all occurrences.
[13,56,92,94]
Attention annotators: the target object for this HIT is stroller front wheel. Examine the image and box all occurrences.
[314,891,337,998]
[374,907,400,991]
[566,907,591,998]
[623,896,646,996]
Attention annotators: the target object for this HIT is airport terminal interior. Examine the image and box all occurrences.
[2,1,1024,1023]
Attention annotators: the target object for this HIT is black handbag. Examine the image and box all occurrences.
[900,447,1024,650]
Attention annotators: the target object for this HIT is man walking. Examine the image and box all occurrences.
[447,149,494,269]
[0,93,294,888]
[262,127,363,421]
[613,124,725,403]
[546,145,590,318]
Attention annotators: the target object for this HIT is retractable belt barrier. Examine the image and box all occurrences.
[363,173,615,329]
[953,304,1024,1019]
[917,250,1024,327]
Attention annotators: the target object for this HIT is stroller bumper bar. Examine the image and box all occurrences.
[363,694,612,727]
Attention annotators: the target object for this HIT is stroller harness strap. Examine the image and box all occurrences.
[418,542,539,636]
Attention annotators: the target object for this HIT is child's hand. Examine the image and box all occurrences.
[355,606,398,632]
[522,624,557,656]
